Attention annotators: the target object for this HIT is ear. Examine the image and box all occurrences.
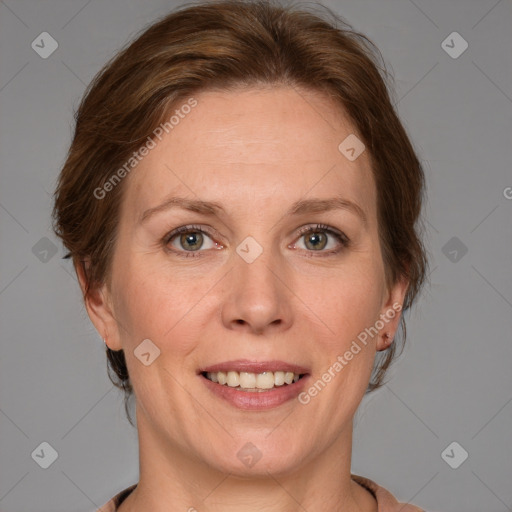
[376,273,409,352]
[76,258,123,351]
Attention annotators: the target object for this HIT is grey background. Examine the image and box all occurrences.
[0,0,511,511]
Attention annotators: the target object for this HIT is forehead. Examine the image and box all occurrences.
[121,86,376,222]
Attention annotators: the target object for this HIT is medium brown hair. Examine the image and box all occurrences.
[52,0,428,425]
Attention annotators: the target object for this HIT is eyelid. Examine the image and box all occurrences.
[292,223,350,252]
[163,224,221,259]
[295,223,348,241]
[164,224,218,243]
[163,223,350,257]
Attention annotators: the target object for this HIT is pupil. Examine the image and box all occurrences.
[181,232,202,251]
[306,232,326,250]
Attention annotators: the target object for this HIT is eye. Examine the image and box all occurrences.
[292,224,350,255]
[163,223,349,259]
[164,225,221,257]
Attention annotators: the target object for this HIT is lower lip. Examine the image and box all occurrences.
[201,374,309,410]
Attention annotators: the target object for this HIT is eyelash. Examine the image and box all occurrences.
[163,223,350,259]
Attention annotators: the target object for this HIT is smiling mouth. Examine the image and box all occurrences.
[201,370,307,392]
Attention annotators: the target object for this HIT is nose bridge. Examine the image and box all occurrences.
[221,233,291,332]
[236,238,278,292]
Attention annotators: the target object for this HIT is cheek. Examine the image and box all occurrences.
[301,259,385,341]
[113,258,210,354]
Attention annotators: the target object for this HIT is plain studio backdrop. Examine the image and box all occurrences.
[0,1,511,511]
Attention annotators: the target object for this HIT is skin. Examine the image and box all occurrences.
[79,86,408,512]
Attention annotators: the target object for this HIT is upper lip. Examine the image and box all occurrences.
[199,359,310,375]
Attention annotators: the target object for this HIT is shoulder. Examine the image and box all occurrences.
[96,484,137,512]
[351,474,425,512]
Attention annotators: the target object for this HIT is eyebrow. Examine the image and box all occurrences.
[139,196,367,226]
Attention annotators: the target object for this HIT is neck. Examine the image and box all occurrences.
[118,409,377,512]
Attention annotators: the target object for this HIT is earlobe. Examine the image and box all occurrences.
[379,331,394,351]
[377,275,409,351]
[75,258,123,351]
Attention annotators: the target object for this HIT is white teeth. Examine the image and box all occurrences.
[239,372,256,388]
[226,371,240,387]
[284,371,294,384]
[205,370,303,390]
[274,371,285,386]
[256,372,274,389]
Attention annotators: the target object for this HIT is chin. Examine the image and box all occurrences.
[197,433,308,478]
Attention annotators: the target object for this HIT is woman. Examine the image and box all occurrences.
[52,1,428,510]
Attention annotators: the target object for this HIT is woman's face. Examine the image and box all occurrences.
[89,86,407,476]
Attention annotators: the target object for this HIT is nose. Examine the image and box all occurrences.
[221,245,293,335]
